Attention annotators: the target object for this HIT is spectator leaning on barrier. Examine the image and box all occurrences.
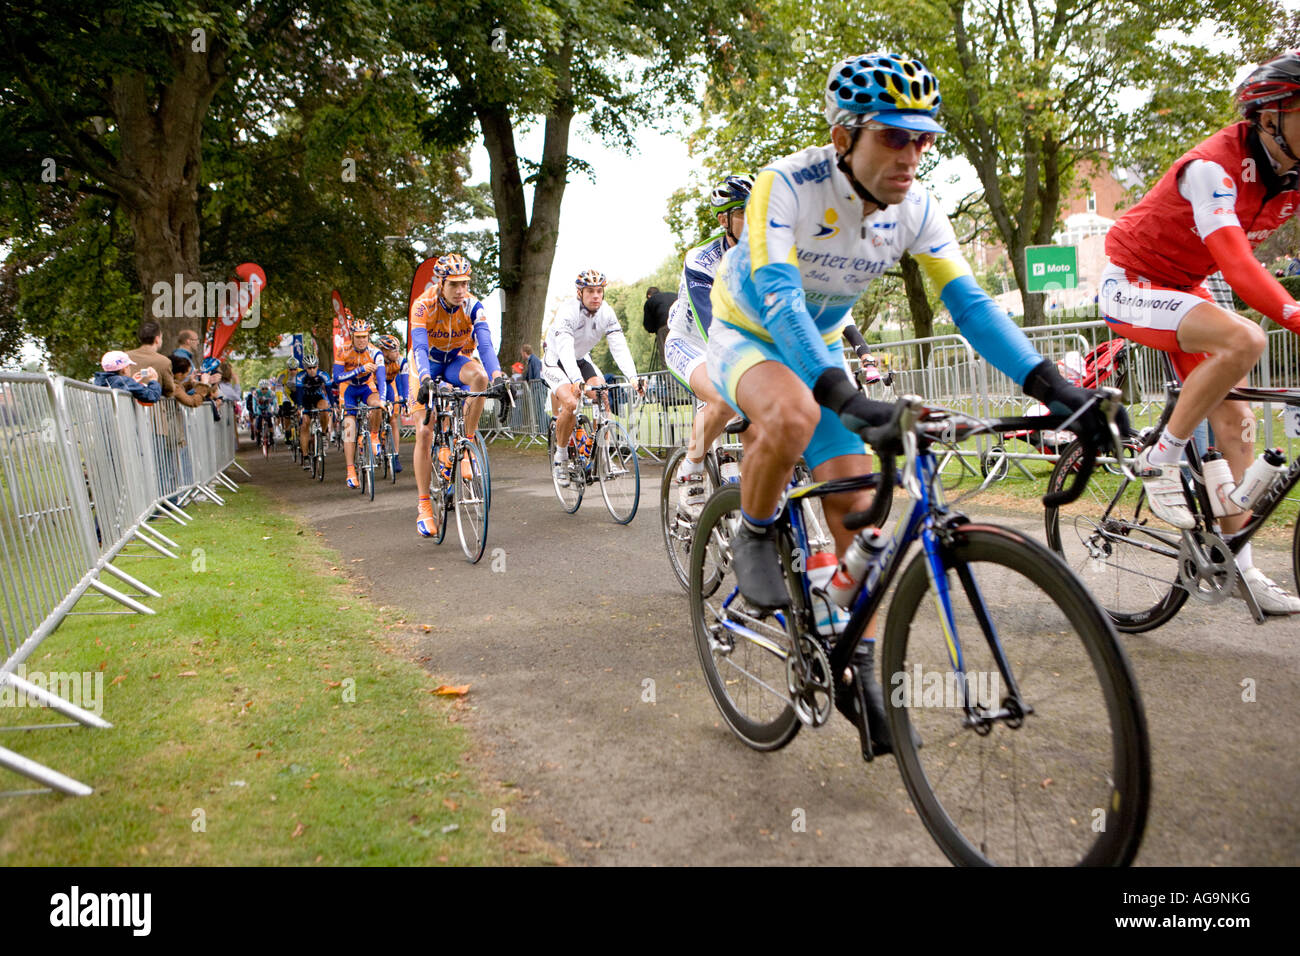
[176,328,200,358]
[126,321,178,399]
[95,351,162,404]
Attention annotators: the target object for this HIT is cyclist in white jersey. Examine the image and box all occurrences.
[542,269,646,485]
[707,52,1112,756]
[663,174,754,516]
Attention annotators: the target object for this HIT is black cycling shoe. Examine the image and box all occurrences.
[835,641,920,761]
[730,522,791,611]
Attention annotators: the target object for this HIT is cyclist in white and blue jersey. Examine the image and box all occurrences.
[663,174,753,516]
[706,52,1110,754]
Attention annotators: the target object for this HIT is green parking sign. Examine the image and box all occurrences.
[1025,245,1078,292]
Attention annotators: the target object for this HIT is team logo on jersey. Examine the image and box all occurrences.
[791,159,832,185]
[814,207,840,239]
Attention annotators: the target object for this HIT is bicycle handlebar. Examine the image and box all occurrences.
[848,388,1124,513]
[419,380,512,427]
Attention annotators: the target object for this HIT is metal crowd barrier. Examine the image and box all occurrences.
[477,319,1300,481]
[0,374,241,796]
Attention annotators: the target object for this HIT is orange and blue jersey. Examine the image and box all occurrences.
[384,354,409,404]
[409,289,501,381]
[333,341,386,408]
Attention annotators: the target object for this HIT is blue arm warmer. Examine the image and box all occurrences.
[411,326,431,380]
[941,275,1041,385]
[473,322,501,378]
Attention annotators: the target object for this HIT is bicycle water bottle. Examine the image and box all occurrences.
[827,528,889,610]
[806,551,851,636]
[437,445,453,484]
[1228,448,1287,510]
[718,452,740,483]
[1201,449,1242,518]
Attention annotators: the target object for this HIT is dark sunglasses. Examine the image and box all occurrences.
[865,122,937,152]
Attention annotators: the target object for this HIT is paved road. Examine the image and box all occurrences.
[248,436,1300,865]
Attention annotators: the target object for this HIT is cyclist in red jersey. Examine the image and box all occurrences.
[1103,50,1300,613]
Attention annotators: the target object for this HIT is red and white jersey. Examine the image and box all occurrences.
[1106,122,1298,289]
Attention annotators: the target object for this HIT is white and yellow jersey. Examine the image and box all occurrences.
[712,142,1040,389]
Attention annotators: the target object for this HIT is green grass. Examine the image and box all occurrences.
[0,483,553,865]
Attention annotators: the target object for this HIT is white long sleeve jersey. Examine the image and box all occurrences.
[542,298,638,383]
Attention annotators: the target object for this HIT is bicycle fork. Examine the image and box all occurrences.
[918,523,1031,733]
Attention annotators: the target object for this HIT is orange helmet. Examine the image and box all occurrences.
[434,254,472,280]
[376,334,401,352]
[350,317,373,334]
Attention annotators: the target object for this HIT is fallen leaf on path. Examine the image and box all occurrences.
[324,680,342,688]
[442,798,458,811]
[291,822,305,838]
[432,685,470,696]
[110,674,127,686]
[178,671,198,677]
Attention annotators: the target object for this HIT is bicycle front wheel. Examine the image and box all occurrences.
[364,434,376,501]
[548,417,584,513]
[597,421,640,524]
[430,438,450,545]
[689,485,801,751]
[454,439,490,564]
[661,447,699,590]
[1044,437,1187,632]
[882,526,1150,867]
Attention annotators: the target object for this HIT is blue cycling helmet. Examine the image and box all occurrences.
[825,53,943,133]
[710,174,754,212]
[200,357,220,374]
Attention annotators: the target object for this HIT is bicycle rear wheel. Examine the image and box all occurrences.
[548,417,584,513]
[1044,437,1187,632]
[454,439,490,563]
[689,485,801,751]
[882,526,1150,866]
[597,421,639,524]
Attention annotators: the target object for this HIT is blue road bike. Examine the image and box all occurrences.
[688,393,1150,866]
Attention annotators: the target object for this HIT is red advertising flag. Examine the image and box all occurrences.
[201,317,217,360]
[331,289,349,366]
[211,263,267,360]
[406,256,439,351]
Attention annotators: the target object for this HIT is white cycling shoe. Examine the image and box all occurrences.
[676,472,706,519]
[553,458,571,488]
[1238,567,1300,615]
[1134,448,1195,530]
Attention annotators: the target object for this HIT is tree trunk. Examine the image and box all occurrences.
[485,40,576,370]
[108,44,225,347]
[899,252,935,365]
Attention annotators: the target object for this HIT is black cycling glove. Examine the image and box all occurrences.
[812,368,894,433]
